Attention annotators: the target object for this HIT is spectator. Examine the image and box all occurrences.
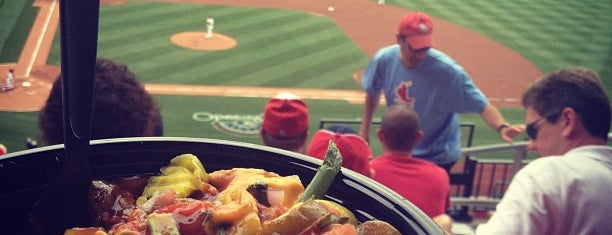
[359,12,523,173]
[369,104,452,231]
[0,143,7,155]
[476,68,612,235]
[39,58,163,145]
[306,126,372,176]
[260,92,309,153]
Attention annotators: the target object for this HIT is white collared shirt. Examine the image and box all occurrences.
[476,145,612,235]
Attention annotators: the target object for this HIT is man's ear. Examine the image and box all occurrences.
[415,130,424,145]
[396,34,403,44]
[376,129,385,144]
[561,107,578,138]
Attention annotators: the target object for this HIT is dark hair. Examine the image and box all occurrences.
[39,58,162,145]
[261,130,308,151]
[522,67,611,140]
[325,125,357,135]
[380,104,420,151]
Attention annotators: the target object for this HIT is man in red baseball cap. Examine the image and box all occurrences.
[260,92,310,153]
[359,12,523,173]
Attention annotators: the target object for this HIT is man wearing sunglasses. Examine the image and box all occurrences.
[476,68,612,234]
[359,12,523,173]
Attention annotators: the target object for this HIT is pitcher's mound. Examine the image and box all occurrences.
[171,32,237,51]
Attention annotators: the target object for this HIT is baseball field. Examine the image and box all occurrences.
[1,0,611,156]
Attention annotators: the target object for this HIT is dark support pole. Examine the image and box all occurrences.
[29,0,99,234]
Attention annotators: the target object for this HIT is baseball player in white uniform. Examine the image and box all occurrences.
[2,68,14,92]
[206,16,215,39]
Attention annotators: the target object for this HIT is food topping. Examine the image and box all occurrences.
[137,154,213,206]
[65,143,402,235]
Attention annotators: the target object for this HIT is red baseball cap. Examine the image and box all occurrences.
[398,12,434,50]
[262,92,309,138]
[0,143,6,155]
[306,129,372,176]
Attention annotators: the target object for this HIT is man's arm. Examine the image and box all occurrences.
[359,92,381,142]
[479,104,525,143]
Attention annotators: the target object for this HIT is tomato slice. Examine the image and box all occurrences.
[155,199,212,235]
[321,223,357,235]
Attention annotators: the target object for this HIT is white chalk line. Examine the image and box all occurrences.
[25,0,58,78]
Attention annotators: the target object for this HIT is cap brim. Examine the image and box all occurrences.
[407,34,433,50]
[305,130,333,160]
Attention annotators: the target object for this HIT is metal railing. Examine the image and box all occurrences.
[451,133,612,214]
[319,118,612,220]
[449,142,529,215]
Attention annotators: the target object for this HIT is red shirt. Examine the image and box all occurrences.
[369,154,450,217]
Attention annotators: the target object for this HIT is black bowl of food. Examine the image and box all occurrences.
[0,137,443,234]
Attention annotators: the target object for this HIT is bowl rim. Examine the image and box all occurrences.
[0,137,443,234]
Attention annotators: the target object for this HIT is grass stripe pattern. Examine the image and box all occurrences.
[47,1,369,90]
[391,0,612,92]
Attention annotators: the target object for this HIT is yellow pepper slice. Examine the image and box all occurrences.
[137,154,208,205]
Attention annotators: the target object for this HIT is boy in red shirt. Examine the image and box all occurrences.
[370,104,452,232]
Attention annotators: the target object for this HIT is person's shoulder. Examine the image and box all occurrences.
[528,145,612,167]
[405,158,449,181]
[421,49,469,80]
[425,49,463,69]
[557,145,612,172]
[427,48,452,59]
[374,45,399,57]
[567,145,612,157]
[413,158,447,173]
[513,154,573,181]
[369,154,398,166]
[408,156,438,166]
[519,155,559,170]
[370,155,389,163]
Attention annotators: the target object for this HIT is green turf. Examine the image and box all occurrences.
[389,0,612,94]
[0,0,37,62]
[0,111,40,151]
[47,2,368,90]
[0,95,527,157]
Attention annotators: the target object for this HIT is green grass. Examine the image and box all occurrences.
[0,0,38,62]
[0,111,40,151]
[0,96,526,156]
[47,2,367,90]
[389,0,612,95]
[0,0,609,156]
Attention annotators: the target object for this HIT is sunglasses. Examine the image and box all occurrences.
[525,118,546,140]
[399,36,430,53]
[525,112,562,140]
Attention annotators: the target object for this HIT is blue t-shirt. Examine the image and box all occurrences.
[362,45,488,164]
